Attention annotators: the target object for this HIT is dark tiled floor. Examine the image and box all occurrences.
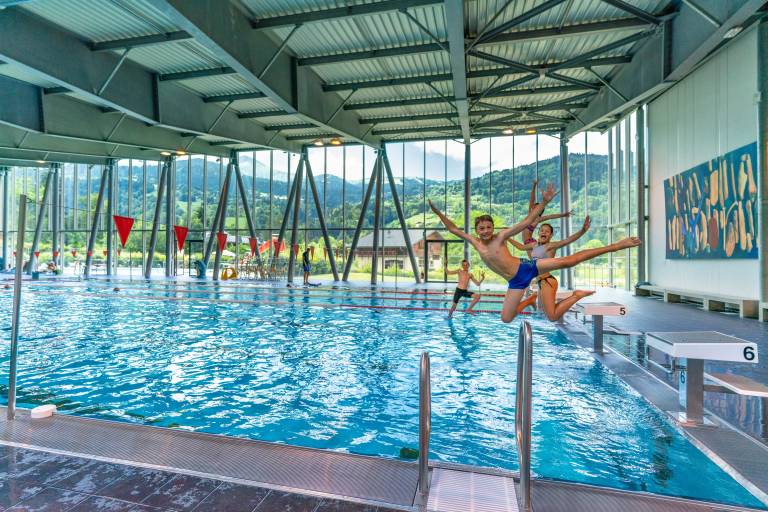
[0,446,400,512]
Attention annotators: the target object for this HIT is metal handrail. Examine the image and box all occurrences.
[418,351,431,497]
[516,321,533,511]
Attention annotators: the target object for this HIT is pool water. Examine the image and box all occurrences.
[0,280,764,509]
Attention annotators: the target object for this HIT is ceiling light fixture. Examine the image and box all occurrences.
[175,150,187,156]
[312,139,324,147]
[723,26,742,39]
[36,160,46,164]
[329,137,342,146]
[526,128,537,134]
[160,151,172,156]
[502,128,514,135]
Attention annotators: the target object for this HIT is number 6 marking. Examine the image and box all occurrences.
[743,346,756,361]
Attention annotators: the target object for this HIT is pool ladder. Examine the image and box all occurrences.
[517,320,533,512]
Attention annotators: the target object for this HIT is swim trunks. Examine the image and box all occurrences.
[452,288,474,304]
[303,264,311,273]
[508,259,539,289]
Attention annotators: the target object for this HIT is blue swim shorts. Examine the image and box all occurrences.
[508,259,539,289]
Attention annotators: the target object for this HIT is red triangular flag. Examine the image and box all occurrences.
[258,241,270,254]
[293,244,299,256]
[34,251,39,258]
[70,249,77,257]
[52,250,59,258]
[249,237,258,256]
[112,215,135,248]
[216,232,228,252]
[174,225,188,252]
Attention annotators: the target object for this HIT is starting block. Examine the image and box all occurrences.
[574,302,627,353]
[645,331,759,425]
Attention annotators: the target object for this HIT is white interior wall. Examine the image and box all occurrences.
[647,27,759,298]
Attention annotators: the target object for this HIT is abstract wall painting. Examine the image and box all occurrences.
[664,142,758,259]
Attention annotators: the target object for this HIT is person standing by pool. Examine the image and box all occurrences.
[428,186,641,324]
[445,259,485,317]
[302,247,311,286]
[509,216,595,320]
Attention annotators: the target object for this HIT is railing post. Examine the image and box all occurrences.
[516,321,533,512]
[8,194,27,420]
[418,351,431,497]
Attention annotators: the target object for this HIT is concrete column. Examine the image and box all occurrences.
[165,157,174,277]
[51,164,60,267]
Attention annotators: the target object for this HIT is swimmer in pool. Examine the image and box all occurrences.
[428,186,641,323]
[509,216,595,320]
[445,259,485,318]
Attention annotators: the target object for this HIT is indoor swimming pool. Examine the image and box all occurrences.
[0,279,764,509]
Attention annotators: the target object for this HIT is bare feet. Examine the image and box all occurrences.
[615,237,642,249]
[572,290,595,299]
[466,308,478,315]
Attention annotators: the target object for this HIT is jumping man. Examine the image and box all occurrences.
[428,184,641,323]
[446,260,485,317]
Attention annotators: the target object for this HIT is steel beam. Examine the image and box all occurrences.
[370,155,383,284]
[481,18,650,46]
[160,67,236,82]
[238,110,289,119]
[382,149,421,283]
[145,0,380,147]
[304,154,340,281]
[90,31,191,51]
[549,29,654,71]
[264,123,315,131]
[84,165,108,278]
[202,92,266,103]
[286,157,304,284]
[27,170,52,274]
[144,158,169,278]
[212,161,233,281]
[0,9,298,152]
[477,0,568,44]
[346,85,594,110]
[559,136,571,288]
[271,169,301,269]
[302,19,647,66]
[325,56,631,93]
[444,0,470,142]
[203,160,233,268]
[233,152,262,265]
[251,0,440,29]
[343,158,379,281]
[463,143,470,262]
[599,0,661,25]
[565,0,765,136]
[636,107,646,284]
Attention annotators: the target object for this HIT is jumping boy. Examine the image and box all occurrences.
[445,260,485,317]
[428,184,640,323]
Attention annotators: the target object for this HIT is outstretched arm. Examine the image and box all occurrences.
[507,238,536,251]
[428,200,477,247]
[444,264,459,276]
[550,216,591,250]
[497,183,558,241]
[539,210,572,222]
[470,271,485,286]
[528,180,538,210]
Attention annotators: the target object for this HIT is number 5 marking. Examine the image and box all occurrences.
[619,307,626,315]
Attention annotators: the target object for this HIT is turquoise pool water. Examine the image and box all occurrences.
[1,280,764,509]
